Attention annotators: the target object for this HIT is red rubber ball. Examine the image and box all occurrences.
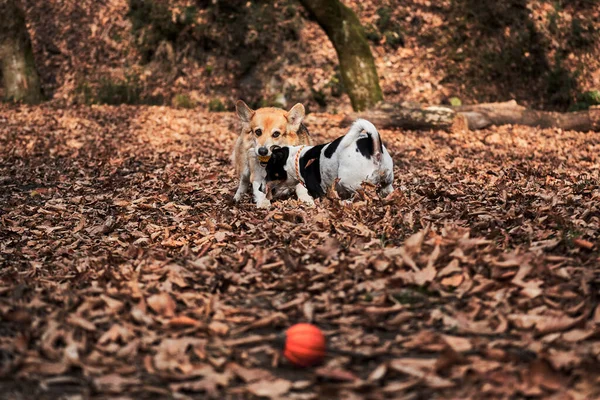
[283,323,326,367]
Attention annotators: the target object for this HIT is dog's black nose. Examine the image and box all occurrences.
[258,147,269,156]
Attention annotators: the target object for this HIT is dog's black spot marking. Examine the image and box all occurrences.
[300,144,326,198]
[356,133,384,159]
[265,147,290,183]
[324,135,344,158]
[357,135,378,159]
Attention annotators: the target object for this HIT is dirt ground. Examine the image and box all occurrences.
[1,104,600,399]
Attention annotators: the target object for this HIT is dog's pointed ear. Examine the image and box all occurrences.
[286,103,305,130]
[272,147,283,160]
[272,146,289,162]
[236,100,254,123]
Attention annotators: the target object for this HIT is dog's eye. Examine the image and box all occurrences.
[272,131,280,138]
[255,129,262,136]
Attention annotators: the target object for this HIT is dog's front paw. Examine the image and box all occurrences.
[233,192,243,202]
[299,197,315,207]
[256,199,271,209]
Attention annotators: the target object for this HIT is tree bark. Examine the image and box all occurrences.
[0,0,43,104]
[343,101,600,132]
[298,0,382,112]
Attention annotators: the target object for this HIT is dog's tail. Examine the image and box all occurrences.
[340,119,383,163]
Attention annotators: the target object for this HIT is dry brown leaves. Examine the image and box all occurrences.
[1,104,599,399]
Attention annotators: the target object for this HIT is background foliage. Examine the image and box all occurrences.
[16,0,600,112]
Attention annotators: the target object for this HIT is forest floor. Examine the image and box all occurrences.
[1,104,600,399]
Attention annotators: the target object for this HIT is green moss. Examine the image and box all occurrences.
[208,98,226,112]
[580,90,600,105]
[391,287,435,305]
[384,30,404,49]
[111,31,123,43]
[563,228,583,248]
[365,24,382,43]
[375,7,392,31]
[326,72,344,98]
[449,97,462,106]
[75,82,94,105]
[96,76,142,105]
[75,74,163,105]
[569,90,600,111]
[172,94,196,109]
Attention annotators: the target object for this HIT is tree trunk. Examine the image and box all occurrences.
[298,0,382,112]
[0,0,42,104]
[343,101,600,132]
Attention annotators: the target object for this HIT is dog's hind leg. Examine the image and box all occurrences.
[234,168,250,202]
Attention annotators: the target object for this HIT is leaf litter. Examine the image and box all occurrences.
[0,104,600,398]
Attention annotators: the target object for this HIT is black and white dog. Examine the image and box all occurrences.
[265,119,394,205]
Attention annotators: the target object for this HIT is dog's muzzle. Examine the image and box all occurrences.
[257,147,270,166]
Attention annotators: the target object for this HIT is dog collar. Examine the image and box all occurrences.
[295,146,306,187]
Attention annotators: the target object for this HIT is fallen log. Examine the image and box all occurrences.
[341,102,457,131]
[342,100,600,132]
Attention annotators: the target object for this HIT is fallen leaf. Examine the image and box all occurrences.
[93,374,140,393]
[382,378,420,393]
[147,293,177,317]
[414,264,437,286]
[228,363,274,383]
[441,274,464,287]
[66,315,96,331]
[573,238,594,250]
[169,316,203,328]
[367,363,388,382]
[562,328,595,342]
[523,359,564,392]
[247,379,291,398]
[441,334,472,352]
[209,320,229,336]
[315,367,360,382]
[389,359,454,388]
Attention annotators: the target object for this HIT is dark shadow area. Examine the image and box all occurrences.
[436,1,553,106]
[127,0,305,108]
[418,0,599,110]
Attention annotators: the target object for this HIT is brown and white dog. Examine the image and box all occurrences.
[231,100,312,208]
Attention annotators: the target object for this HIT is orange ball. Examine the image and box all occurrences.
[283,323,326,367]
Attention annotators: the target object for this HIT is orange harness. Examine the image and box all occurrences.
[295,146,306,187]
